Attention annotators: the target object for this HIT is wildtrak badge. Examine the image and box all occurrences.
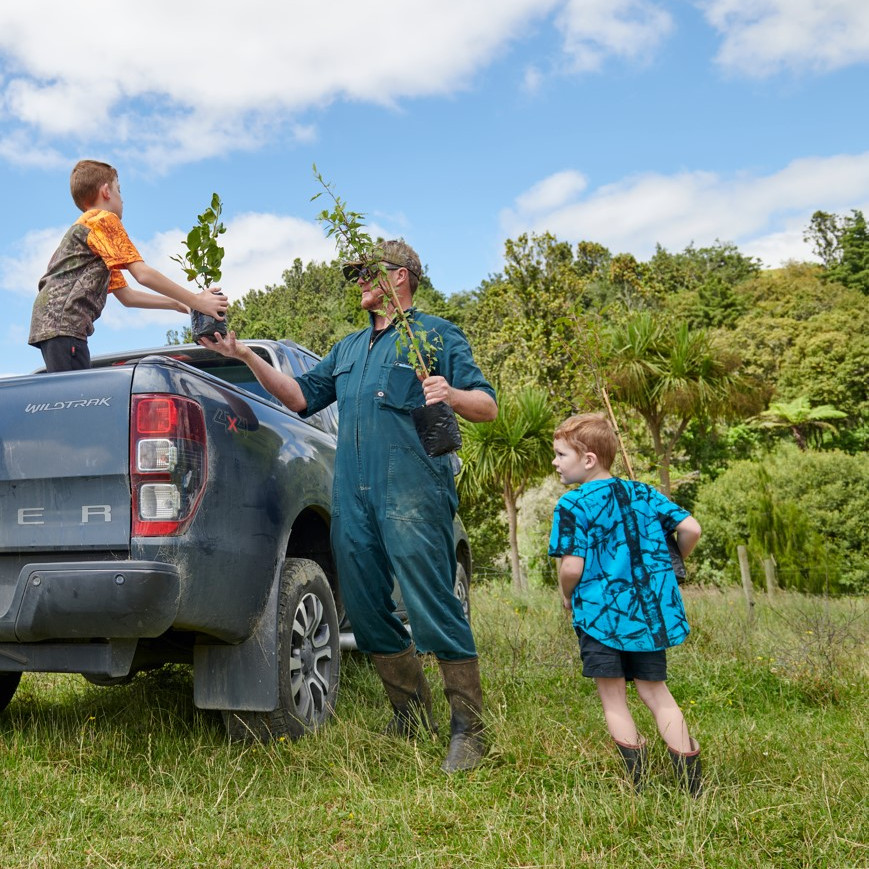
[25,397,111,413]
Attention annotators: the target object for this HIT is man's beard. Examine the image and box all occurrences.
[360,287,388,311]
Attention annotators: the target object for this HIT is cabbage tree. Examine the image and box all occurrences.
[458,387,555,592]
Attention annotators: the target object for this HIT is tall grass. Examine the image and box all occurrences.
[1,585,865,868]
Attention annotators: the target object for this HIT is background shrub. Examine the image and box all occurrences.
[692,445,868,593]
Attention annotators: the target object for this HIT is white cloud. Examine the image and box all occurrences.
[0,1,559,171]
[0,1,703,172]
[215,213,343,298]
[739,223,814,269]
[699,0,869,76]
[501,151,869,266]
[2,1,868,176]
[515,170,589,213]
[0,131,66,169]
[0,227,61,295]
[4,77,117,137]
[556,0,673,72]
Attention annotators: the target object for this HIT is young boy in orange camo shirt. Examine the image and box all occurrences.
[29,160,228,372]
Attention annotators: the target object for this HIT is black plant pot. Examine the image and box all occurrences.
[191,310,228,343]
[665,532,686,583]
[411,402,463,457]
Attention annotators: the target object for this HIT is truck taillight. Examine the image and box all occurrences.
[131,395,207,536]
[136,397,178,434]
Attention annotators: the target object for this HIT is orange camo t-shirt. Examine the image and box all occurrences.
[29,209,144,344]
[79,209,142,292]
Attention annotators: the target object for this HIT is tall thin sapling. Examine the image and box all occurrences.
[312,167,461,456]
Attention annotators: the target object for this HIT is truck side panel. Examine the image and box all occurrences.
[127,358,335,642]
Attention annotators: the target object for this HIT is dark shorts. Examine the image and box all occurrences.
[37,336,91,372]
[575,628,667,682]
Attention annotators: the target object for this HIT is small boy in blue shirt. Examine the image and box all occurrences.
[549,413,703,795]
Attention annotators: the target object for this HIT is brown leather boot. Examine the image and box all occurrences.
[370,644,436,739]
[668,737,703,797]
[438,657,487,773]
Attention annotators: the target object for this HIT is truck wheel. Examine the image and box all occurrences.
[224,558,340,742]
[0,672,22,713]
[454,562,471,623]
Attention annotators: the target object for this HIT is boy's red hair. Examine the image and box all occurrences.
[554,413,618,470]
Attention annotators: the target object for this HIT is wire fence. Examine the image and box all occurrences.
[471,553,863,597]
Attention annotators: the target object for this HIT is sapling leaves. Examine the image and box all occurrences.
[312,165,438,378]
[171,193,226,290]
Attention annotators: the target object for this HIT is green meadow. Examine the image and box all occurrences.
[1,584,865,869]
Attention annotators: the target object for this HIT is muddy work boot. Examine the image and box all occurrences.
[438,657,487,774]
[614,737,648,792]
[668,737,703,797]
[371,644,437,739]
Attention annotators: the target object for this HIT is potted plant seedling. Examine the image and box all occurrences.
[312,167,461,457]
[171,192,228,343]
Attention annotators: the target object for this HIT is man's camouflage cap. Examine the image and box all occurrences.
[342,238,421,281]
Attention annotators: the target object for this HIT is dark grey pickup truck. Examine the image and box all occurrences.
[0,340,472,740]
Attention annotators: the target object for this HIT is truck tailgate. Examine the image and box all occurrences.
[0,368,134,551]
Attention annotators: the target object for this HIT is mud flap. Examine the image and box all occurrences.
[193,570,280,711]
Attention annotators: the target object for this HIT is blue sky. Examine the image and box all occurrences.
[1,0,868,376]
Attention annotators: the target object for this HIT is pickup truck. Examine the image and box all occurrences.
[0,339,473,741]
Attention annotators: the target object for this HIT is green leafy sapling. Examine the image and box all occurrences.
[312,166,462,457]
[171,193,226,289]
[312,166,441,378]
[172,193,228,341]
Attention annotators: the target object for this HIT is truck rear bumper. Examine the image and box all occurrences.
[0,638,139,677]
[0,560,180,643]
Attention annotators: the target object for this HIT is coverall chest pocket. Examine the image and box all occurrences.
[333,359,355,410]
[378,363,424,412]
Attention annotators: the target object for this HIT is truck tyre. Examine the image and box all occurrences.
[454,562,471,623]
[224,558,340,742]
[0,672,22,713]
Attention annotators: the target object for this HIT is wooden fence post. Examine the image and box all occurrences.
[763,556,778,595]
[737,545,755,622]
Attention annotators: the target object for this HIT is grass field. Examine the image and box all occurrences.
[1,584,866,868]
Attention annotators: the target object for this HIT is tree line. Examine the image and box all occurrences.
[184,210,868,595]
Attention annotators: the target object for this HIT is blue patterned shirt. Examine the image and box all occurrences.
[549,477,690,652]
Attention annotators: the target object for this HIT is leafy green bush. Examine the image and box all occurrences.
[692,445,868,593]
[517,476,563,587]
[457,492,509,574]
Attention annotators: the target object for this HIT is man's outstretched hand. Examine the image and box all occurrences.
[198,329,246,360]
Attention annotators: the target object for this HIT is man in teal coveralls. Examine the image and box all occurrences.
[202,239,497,773]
